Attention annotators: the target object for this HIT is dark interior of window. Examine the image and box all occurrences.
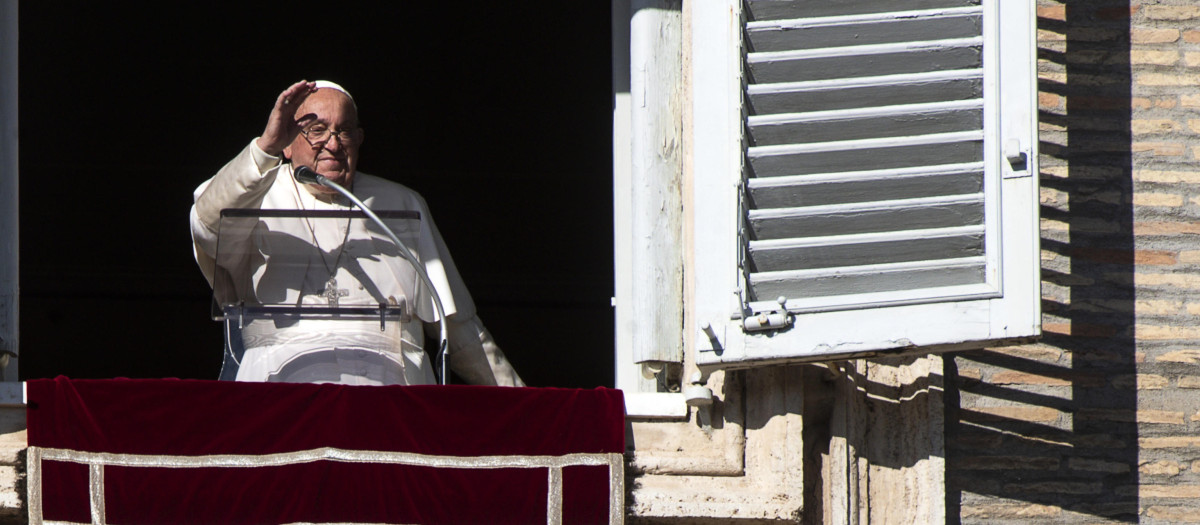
[18,3,614,388]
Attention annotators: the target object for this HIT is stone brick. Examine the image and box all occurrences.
[1139,73,1200,86]
[1192,460,1200,472]
[1144,6,1200,20]
[1180,375,1200,388]
[1157,350,1200,364]
[1079,408,1184,424]
[986,345,1063,363]
[1063,298,1132,315]
[1041,217,1068,232]
[1137,250,1176,264]
[1072,457,1132,473]
[1038,92,1063,110]
[1185,94,1200,107]
[1137,412,1185,424]
[1039,121,1065,133]
[1043,322,1120,337]
[952,456,1059,470]
[1137,273,1200,289]
[1110,373,1168,390]
[957,367,982,382]
[1133,29,1180,44]
[1129,96,1180,110]
[1137,323,1200,340]
[1037,5,1065,21]
[1187,53,1200,68]
[1179,251,1200,264]
[1077,434,1128,449]
[1138,325,1200,341]
[1128,118,1176,135]
[1138,484,1200,498]
[1038,29,1065,43]
[990,371,1070,386]
[1146,506,1200,523]
[1029,165,1070,179]
[1068,50,1130,67]
[1128,119,1176,135]
[1136,299,1183,315]
[1140,374,1171,390]
[1141,460,1183,476]
[1135,222,1200,236]
[960,503,1061,519]
[1132,50,1179,66]
[1067,29,1127,45]
[1065,216,1118,233]
[1040,186,1066,205]
[1004,481,1102,495]
[1140,436,1200,449]
[970,406,1061,423]
[1134,170,1200,184]
[1132,143,1185,157]
[1048,164,1124,180]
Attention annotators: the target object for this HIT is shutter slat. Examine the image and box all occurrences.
[749,106,982,147]
[749,197,984,240]
[749,257,986,299]
[750,230,984,271]
[746,0,980,21]
[749,44,981,84]
[749,77,982,114]
[749,13,981,53]
[747,6,982,31]
[749,138,982,178]
[748,163,984,208]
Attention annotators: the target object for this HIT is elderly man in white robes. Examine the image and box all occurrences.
[190,80,523,387]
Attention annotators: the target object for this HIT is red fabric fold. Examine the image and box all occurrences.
[28,377,625,524]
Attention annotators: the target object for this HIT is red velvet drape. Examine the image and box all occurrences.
[27,377,625,524]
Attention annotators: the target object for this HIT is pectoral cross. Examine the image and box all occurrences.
[323,277,350,306]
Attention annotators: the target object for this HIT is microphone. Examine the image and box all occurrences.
[294,165,323,185]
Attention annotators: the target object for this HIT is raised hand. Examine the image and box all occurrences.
[255,80,318,156]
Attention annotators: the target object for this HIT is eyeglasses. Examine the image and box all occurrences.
[300,124,360,147]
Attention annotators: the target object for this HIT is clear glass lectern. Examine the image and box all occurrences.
[211,208,433,384]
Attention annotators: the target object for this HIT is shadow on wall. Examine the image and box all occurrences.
[947,1,1138,522]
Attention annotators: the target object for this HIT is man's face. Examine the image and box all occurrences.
[284,88,363,192]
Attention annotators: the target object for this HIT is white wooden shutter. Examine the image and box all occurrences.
[691,0,1039,367]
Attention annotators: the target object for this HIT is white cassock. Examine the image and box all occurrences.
[190,140,523,387]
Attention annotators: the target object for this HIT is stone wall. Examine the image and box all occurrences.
[949,1,1200,522]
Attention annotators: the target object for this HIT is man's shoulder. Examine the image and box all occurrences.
[354,173,429,209]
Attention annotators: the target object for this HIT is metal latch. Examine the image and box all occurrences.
[742,296,793,332]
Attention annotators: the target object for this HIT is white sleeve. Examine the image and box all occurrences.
[445,315,526,387]
[190,140,283,285]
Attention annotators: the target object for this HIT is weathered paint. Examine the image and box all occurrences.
[0,0,16,382]
[629,0,685,367]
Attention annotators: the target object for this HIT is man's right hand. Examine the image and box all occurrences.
[255,80,318,157]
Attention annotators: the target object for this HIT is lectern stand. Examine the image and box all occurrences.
[210,207,437,383]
